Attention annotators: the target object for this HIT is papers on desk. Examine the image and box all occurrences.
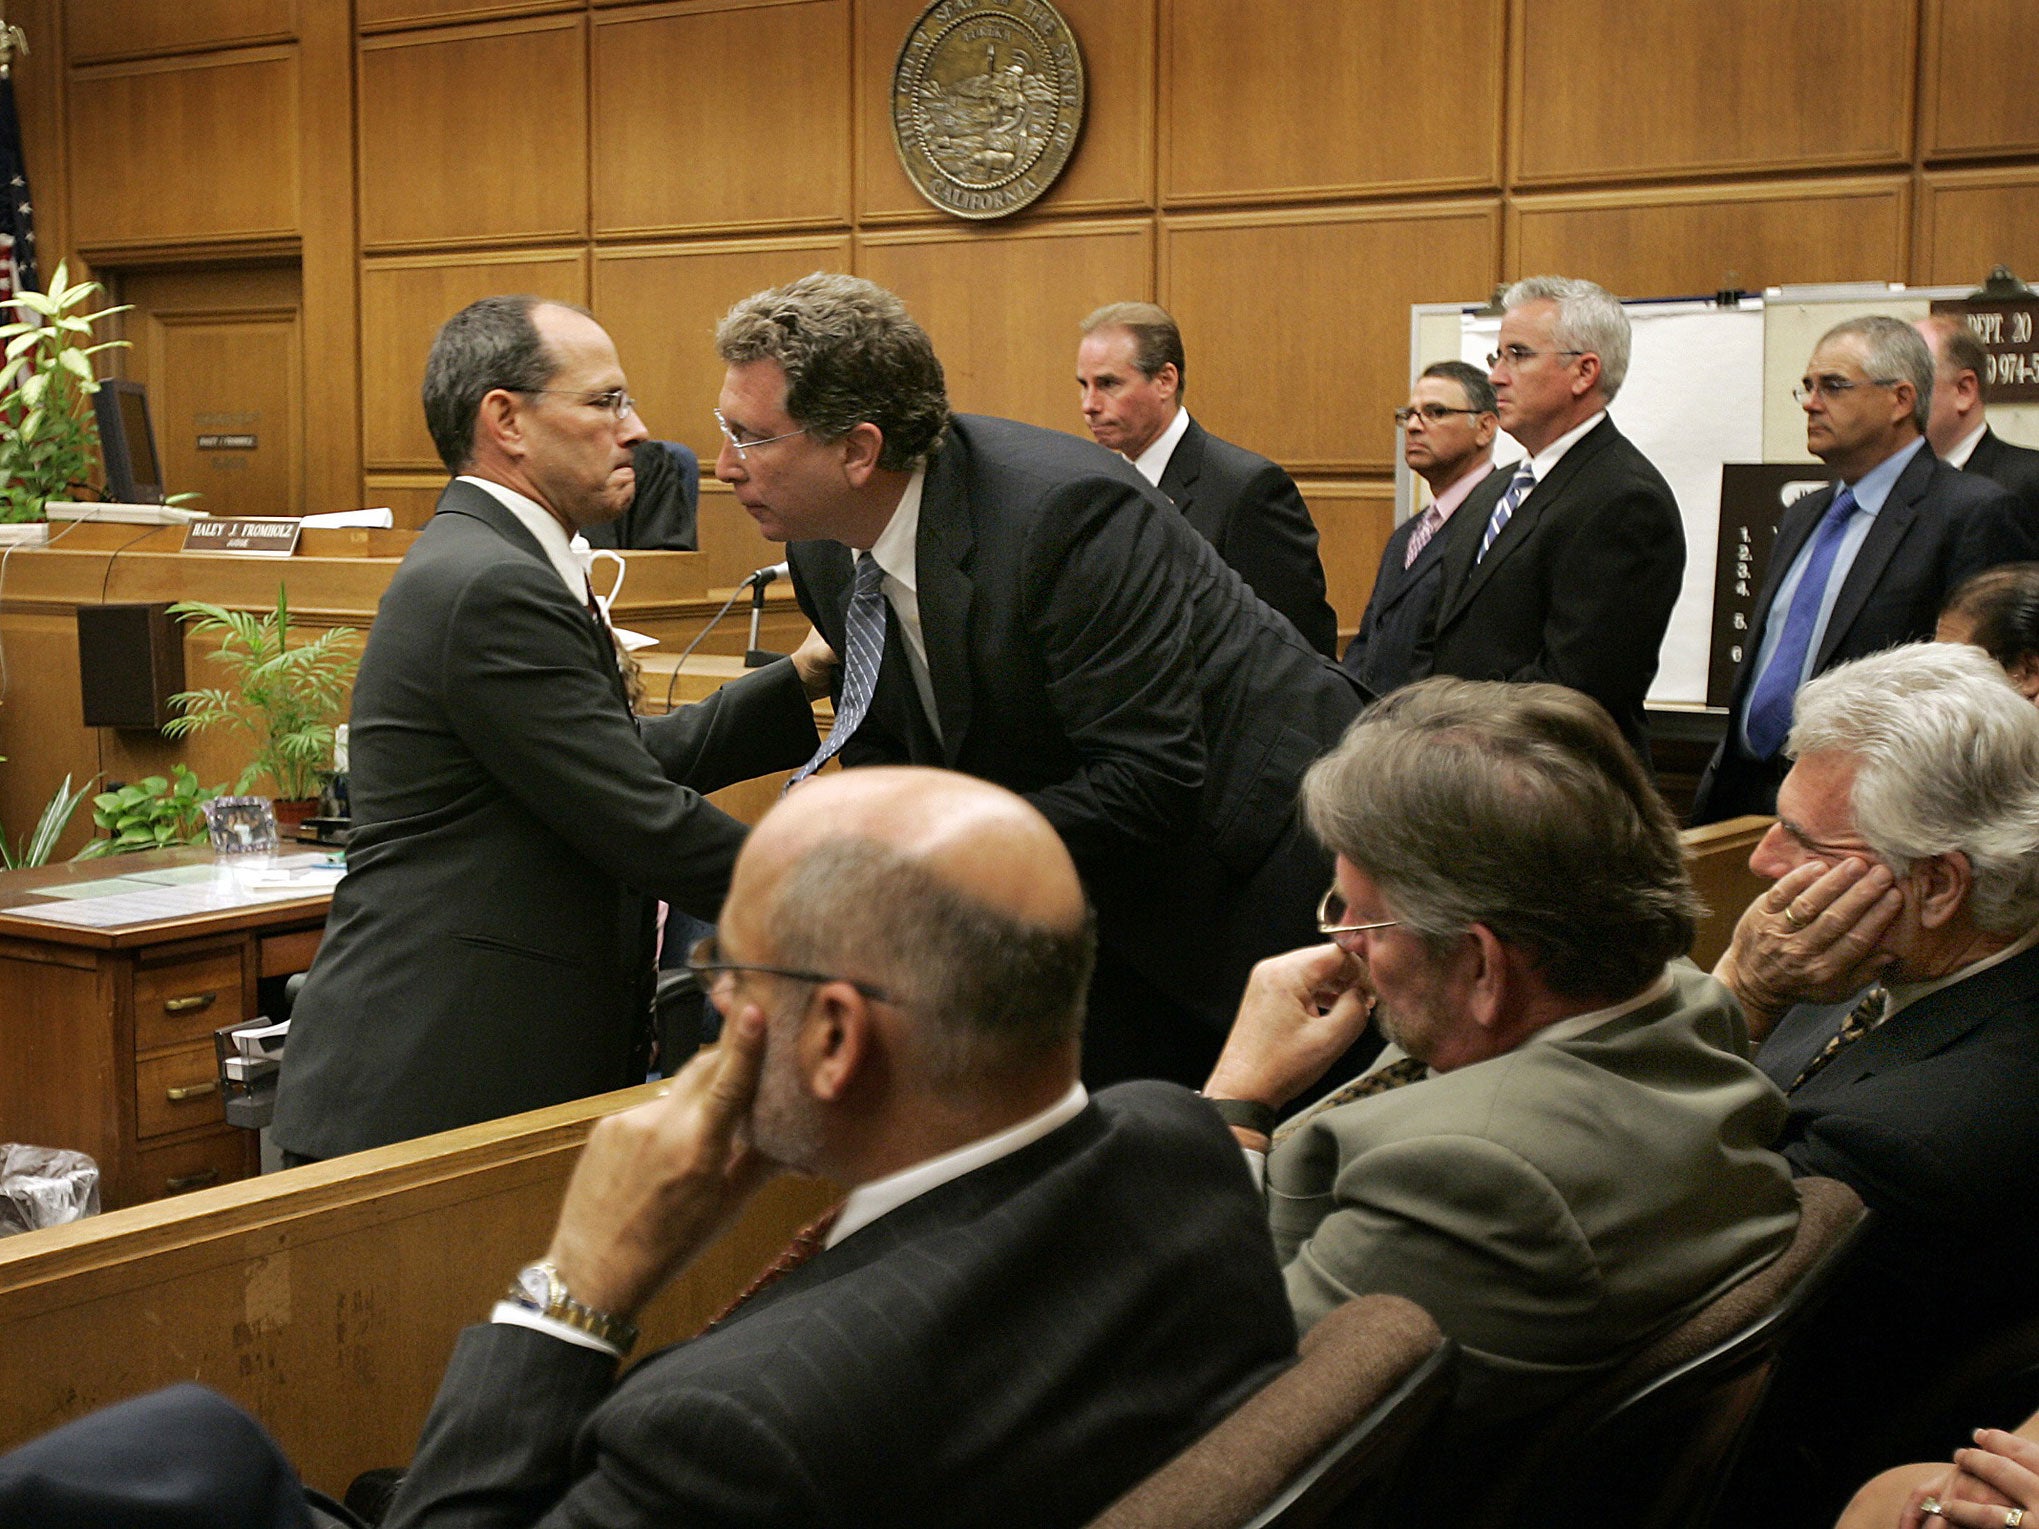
[10,853,345,928]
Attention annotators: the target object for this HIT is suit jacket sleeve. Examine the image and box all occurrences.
[1513,472,1683,710]
[386,1326,818,1529]
[1013,476,1207,864]
[1270,1133,1595,1342]
[441,557,751,916]
[638,657,819,794]
[1223,462,1338,657]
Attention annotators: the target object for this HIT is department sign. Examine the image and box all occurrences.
[891,0,1085,221]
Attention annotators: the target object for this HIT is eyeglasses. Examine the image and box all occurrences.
[519,387,639,421]
[1487,346,1585,370]
[686,935,894,1003]
[1791,375,1901,405]
[714,408,809,461]
[1316,886,1400,941]
[1394,404,1485,427]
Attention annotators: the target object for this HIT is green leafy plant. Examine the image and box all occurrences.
[2,772,96,869]
[162,586,361,801]
[0,260,132,523]
[76,765,219,859]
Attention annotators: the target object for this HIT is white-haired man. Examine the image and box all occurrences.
[1713,642,2039,1518]
[1418,275,1684,759]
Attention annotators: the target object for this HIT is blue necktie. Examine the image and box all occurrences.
[1744,486,1859,759]
[1476,462,1536,564]
[790,552,888,785]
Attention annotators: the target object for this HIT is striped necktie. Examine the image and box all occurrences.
[1786,984,1888,1093]
[1403,502,1447,568]
[1476,462,1537,564]
[790,552,888,786]
[1271,1055,1429,1146]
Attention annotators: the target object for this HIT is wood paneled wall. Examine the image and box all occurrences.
[17,0,2039,635]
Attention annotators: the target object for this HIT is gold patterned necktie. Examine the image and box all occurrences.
[1271,1056,1429,1146]
[1786,984,1889,1093]
[708,1202,843,1327]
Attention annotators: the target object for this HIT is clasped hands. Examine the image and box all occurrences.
[539,1005,780,1324]
[1713,856,1903,1042]
[1904,1427,2039,1527]
[1204,942,1376,1148]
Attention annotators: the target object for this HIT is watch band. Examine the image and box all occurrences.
[505,1262,640,1355]
[1201,1096,1276,1137]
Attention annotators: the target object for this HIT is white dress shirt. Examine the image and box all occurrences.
[865,466,941,742]
[1128,405,1192,487]
[1944,422,1988,470]
[458,475,589,603]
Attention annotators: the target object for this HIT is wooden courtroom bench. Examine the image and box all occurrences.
[0,1083,838,1498]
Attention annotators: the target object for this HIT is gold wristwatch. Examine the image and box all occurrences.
[505,1261,639,1355]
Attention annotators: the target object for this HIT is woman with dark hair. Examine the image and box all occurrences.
[1938,561,2039,701]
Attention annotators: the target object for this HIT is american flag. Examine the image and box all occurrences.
[0,64,39,302]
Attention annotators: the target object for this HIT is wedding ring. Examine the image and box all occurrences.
[2005,1508,2023,1528]
[1782,904,1809,929]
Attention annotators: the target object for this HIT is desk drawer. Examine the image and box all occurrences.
[135,1043,226,1138]
[134,949,247,1052]
[128,1130,251,1204]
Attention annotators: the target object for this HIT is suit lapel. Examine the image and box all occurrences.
[1437,431,1601,628]
[916,448,975,764]
[1157,417,1211,537]
[1797,942,2039,1097]
[1813,449,1930,671]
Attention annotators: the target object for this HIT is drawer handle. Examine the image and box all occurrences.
[165,1169,219,1193]
[163,993,218,1014]
[165,1080,218,1102]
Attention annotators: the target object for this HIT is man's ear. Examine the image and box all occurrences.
[475,388,525,461]
[1912,850,1972,930]
[839,422,887,488]
[1571,352,1603,401]
[802,985,878,1102]
[1461,924,1510,1033]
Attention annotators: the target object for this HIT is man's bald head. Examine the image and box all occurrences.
[731,768,1093,1094]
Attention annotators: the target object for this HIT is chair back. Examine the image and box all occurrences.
[1088,1293,1456,1529]
[1459,1175,1870,1529]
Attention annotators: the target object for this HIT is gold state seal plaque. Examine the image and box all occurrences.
[891,0,1085,221]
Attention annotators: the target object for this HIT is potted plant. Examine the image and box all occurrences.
[162,586,360,827]
[0,260,131,540]
[76,765,219,859]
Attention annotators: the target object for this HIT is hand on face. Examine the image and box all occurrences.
[1204,942,1375,1118]
[541,1005,778,1320]
[1714,856,1902,1041]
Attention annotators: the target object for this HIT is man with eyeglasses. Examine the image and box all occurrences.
[1198,676,1798,1433]
[710,273,1366,1092]
[274,296,829,1164]
[1418,275,1684,762]
[1074,301,1338,655]
[1342,359,1501,696]
[1691,314,2033,824]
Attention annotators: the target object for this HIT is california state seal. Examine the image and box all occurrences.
[891,0,1086,221]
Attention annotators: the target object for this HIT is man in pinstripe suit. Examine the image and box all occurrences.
[381,766,1296,1529]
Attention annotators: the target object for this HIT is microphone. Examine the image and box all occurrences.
[745,562,792,668]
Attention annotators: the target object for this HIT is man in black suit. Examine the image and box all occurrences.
[1709,642,2039,1518]
[1918,311,2039,521]
[274,297,824,1163]
[1691,315,2035,824]
[1076,301,1338,654]
[1343,360,1500,696]
[714,274,1366,1089]
[0,769,1297,1529]
[1419,275,1685,760]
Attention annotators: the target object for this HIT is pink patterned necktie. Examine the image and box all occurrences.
[1403,502,1447,568]
[708,1202,844,1327]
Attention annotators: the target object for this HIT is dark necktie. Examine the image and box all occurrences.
[1745,487,1859,759]
[708,1202,844,1327]
[790,553,888,786]
[1475,462,1536,564]
[1786,984,1888,1093]
[1271,1055,1429,1146]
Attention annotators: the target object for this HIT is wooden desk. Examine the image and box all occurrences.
[0,848,330,1210]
